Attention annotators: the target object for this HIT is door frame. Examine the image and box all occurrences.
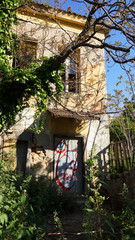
[53,134,85,194]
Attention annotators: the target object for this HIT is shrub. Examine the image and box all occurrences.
[0,154,76,239]
[83,153,135,240]
[28,175,76,216]
[0,158,44,240]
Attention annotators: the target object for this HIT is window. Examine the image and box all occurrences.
[61,50,80,93]
[12,38,37,68]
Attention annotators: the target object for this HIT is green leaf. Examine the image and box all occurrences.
[30,205,34,215]
[21,194,26,204]
[11,175,17,181]
[17,229,24,239]
[105,219,115,233]
[0,195,3,203]
[7,219,18,229]
[17,228,26,239]
[84,208,94,213]
[0,213,8,225]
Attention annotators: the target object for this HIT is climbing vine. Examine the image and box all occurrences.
[0,57,64,132]
[0,0,64,132]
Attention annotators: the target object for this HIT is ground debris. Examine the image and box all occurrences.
[45,209,86,240]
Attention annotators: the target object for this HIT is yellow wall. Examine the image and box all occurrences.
[16,6,107,116]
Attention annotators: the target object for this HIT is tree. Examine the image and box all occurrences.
[0,0,135,132]
[109,103,135,142]
[109,94,135,170]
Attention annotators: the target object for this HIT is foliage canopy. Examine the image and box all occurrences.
[109,99,135,142]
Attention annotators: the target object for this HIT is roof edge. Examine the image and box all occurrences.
[19,1,110,35]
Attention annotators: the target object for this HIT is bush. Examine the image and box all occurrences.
[83,155,135,240]
[0,157,76,239]
[110,184,135,239]
[0,159,44,240]
[28,175,76,216]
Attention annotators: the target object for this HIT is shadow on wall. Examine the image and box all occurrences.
[16,128,53,178]
[16,112,110,192]
[97,144,110,175]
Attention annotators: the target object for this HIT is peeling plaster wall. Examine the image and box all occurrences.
[26,111,110,179]
[0,108,110,185]
[30,147,52,178]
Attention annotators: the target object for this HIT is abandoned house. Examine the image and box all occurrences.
[1,2,110,194]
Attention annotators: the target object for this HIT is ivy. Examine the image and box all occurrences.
[0,57,64,132]
[0,0,64,132]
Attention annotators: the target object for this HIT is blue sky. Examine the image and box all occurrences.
[37,0,134,99]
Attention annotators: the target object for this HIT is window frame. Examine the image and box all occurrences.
[12,38,38,68]
[60,48,80,94]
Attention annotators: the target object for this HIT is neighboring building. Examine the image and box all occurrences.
[2,2,110,194]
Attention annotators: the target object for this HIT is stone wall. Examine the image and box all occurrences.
[30,147,52,178]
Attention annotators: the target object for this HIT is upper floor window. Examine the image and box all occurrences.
[61,50,80,93]
[12,38,37,68]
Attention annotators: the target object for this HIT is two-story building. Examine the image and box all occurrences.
[2,2,110,194]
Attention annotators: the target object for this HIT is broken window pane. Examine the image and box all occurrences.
[61,50,80,93]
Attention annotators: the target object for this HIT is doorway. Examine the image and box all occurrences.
[54,136,84,194]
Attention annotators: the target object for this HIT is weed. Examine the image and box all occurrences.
[83,152,135,240]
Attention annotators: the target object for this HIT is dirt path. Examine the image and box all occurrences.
[45,209,86,240]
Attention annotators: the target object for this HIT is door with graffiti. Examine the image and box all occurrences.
[54,137,84,194]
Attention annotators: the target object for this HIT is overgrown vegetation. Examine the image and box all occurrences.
[1,153,135,239]
[109,99,135,142]
[0,158,45,239]
[0,0,64,132]
[83,154,106,239]
[0,157,76,239]
[28,175,76,216]
[83,154,135,240]
[53,210,66,240]
[109,95,135,172]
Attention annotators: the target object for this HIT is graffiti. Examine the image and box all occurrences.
[55,142,66,154]
[55,142,78,190]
